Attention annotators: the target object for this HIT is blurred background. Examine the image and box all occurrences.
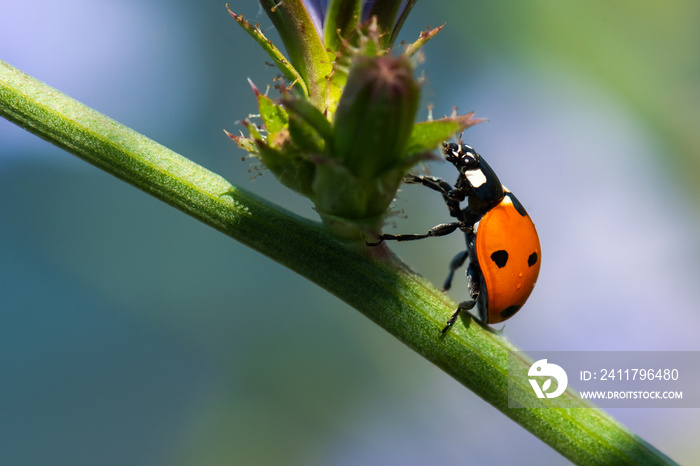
[2,1,699,464]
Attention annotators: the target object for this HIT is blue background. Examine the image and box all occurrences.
[2,1,699,464]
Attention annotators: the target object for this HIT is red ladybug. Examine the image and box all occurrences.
[368,142,541,333]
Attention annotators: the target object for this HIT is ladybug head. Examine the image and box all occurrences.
[442,142,480,172]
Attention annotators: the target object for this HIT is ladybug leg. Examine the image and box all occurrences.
[366,222,463,246]
[442,250,468,291]
[405,174,464,220]
[403,174,454,194]
[441,265,480,334]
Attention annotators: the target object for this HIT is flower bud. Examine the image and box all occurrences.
[332,55,420,180]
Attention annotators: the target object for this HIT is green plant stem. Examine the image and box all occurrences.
[0,60,677,465]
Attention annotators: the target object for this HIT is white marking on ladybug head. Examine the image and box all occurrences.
[461,146,478,164]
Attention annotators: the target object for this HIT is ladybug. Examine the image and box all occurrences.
[368,142,541,333]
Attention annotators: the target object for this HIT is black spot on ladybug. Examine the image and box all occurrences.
[506,192,528,217]
[528,252,538,267]
[491,250,508,268]
[501,305,521,320]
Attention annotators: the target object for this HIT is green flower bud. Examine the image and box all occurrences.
[227,3,482,238]
[332,55,420,180]
[301,55,421,232]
